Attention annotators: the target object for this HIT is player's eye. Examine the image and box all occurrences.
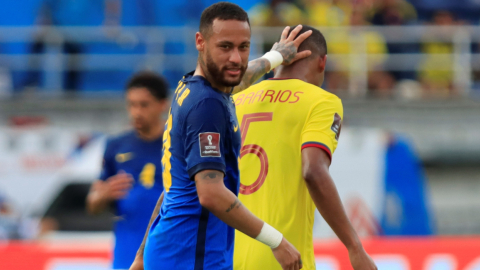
[220,44,230,49]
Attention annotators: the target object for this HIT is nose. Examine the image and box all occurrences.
[229,48,241,65]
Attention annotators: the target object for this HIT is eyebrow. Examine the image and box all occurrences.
[216,41,251,46]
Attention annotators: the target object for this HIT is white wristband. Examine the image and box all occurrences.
[261,51,283,71]
[255,222,283,249]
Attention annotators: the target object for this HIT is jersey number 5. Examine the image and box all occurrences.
[239,112,273,195]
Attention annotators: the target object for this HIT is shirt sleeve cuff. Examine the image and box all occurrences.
[301,141,332,161]
[188,162,226,180]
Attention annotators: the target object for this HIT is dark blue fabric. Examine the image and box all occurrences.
[100,131,164,269]
[144,71,241,270]
[194,207,210,270]
[381,135,435,235]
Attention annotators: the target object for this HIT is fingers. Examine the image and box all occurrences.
[286,25,303,42]
[291,50,312,63]
[280,26,290,42]
[293,29,313,47]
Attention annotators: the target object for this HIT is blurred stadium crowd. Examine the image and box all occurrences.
[0,0,480,99]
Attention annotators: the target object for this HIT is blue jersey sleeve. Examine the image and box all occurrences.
[99,139,116,181]
[184,98,228,179]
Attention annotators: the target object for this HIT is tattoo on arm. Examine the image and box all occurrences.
[233,58,269,94]
[198,170,224,183]
[272,42,297,65]
[225,198,242,213]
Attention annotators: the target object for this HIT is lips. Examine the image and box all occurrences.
[225,68,241,76]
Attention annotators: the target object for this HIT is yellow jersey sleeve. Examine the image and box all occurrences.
[301,95,343,160]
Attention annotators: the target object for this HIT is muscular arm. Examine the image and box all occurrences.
[232,58,270,94]
[301,147,361,251]
[302,147,377,269]
[195,170,264,238]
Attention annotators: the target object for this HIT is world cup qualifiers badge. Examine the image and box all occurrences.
[199,132,221,157]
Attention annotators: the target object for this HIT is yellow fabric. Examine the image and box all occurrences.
[233,79,343,270]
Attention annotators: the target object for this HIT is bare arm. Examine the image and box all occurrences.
[129,192,164,270]
[196,170,302,270]
[232,25,313,94]
[195,170,264,238]
[86,172,132,215]
[86,180,110,214]
[302,147,377,269]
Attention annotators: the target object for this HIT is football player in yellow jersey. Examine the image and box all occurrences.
[233,26,377,270]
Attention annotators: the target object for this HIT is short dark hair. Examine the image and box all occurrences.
[286,25,327,57]
[199,2,250,38]
[126,71,169,100]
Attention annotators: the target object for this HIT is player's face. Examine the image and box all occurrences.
[203,19,250,87]
[126,87,166,132]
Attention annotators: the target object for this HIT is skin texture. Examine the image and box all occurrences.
[130,22,312,270]
[86,87,168,215]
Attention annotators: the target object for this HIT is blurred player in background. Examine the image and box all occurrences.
[233,26,377,270]
[129,2,312,270]
[86,72,170,269]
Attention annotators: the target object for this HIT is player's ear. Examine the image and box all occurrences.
[318,55,327,73]
[196,32,205,52]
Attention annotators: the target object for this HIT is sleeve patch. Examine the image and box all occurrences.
[199,132,221,157]
[331,113,342,140]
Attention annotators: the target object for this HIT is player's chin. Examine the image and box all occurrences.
[222,72,243,86]
[132,120,146,130]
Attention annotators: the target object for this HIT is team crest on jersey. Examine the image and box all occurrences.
[331,113,342,140]
[199,132,221,157]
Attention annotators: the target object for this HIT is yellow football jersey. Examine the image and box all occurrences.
[233,78,343,270]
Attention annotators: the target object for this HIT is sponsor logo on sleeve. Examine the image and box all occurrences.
[331,113,342,140]
[199,132,221,157]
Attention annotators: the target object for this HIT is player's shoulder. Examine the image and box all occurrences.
[178,72,230,112]
[106,130,136,149]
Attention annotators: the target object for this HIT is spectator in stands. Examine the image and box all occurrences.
[325,5,392,97]
[418,10,460,97]
[367,0,417,26]
[367,0,419,85]
[24,0,121,92]
[301,0,353,27]
[248,0,306,27]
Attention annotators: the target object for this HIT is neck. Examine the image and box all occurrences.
[274,62,323,87]
[274,65,309,82]
[136,120,165,141]
[193,62,230,94]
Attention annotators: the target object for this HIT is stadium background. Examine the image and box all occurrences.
[1,0,480,269]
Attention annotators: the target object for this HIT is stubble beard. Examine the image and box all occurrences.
[203,50,247,88]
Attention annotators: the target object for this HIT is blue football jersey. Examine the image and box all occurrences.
[100,131,164,269]
[144,72,241,270]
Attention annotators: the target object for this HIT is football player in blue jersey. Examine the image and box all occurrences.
[86,72,170,270]
[130,2,313,270]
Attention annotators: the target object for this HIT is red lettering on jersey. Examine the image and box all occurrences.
[251,90,264,104]
[279,90,292,102]
[261,90,275,102]
[243,92,255,105]
[289,91,304,103]
[235,94,244,106]
[273,90,282,102]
